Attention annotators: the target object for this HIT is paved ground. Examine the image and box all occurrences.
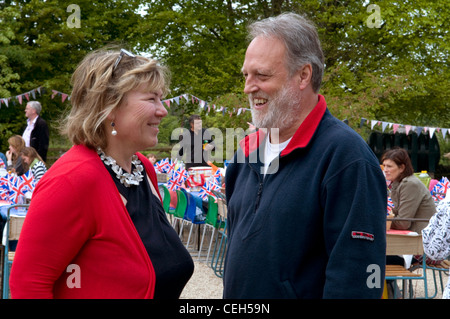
[181,261,448,299]
[180,261,224,299]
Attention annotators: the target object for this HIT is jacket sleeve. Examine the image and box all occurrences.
[9,172,96,298]
[422,201,450,261]
[321,160,387,299]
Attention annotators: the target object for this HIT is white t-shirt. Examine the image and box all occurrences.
[263,134,291,175]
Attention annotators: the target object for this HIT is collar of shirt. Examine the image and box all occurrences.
[27,116,38,126]
[239,94,327,158]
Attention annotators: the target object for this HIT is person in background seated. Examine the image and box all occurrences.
[6,135,27,175]
[422,196,450,299]
[382,147,436,233]
[19,147,47,183]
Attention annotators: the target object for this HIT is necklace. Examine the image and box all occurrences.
[97,148,144,187]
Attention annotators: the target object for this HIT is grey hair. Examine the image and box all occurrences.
[27,101,42,115]
[247,12,325,93]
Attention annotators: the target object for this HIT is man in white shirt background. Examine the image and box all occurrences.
[23,101,49,162]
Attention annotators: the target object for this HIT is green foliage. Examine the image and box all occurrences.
[0,0,449,164]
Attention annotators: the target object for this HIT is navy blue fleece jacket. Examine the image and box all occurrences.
[223,95,387,299]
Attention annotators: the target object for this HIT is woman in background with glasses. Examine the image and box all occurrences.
[10,48,194,299]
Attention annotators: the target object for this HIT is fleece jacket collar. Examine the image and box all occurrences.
[239,94,327,157]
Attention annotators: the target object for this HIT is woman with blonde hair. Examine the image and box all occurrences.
[10,48,194,299]
[5,135,27,175]
[19,147,47,182]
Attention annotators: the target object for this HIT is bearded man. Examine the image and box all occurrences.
[223,13,387,299]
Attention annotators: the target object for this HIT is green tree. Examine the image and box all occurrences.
[0,0,143,150]
[1,0,448,163]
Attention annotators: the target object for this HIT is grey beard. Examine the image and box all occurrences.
[250,85,302,132]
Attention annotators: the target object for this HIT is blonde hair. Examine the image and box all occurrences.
[61,48,170,150]
[8,135,26,161]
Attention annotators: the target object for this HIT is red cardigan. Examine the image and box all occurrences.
[10,145,160,298]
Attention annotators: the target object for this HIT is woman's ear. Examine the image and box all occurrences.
[106,110,115,122]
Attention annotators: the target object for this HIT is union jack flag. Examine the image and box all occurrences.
[0,173,11,203]
[154,158,169,173]
[7,174,21,203]
[197,168,224,200]
[154,158,177,175]
[431,177,449,202]
[167,166,188,191]
[166,159,177,175]
[0,169,36,204]
[18,169,36,196]
[0,158,5,169]
[210,168,223,186]
[387,196,394,214]
[197,180,221,201]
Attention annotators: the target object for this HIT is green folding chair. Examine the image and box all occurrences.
[197,195,220,262]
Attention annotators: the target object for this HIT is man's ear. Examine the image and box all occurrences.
[296,64,313,91]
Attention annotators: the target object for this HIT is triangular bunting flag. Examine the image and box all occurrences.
[371,120,378,129]
[405,125,411,135]
[428,127,436,138]
[415,126,423,136]
[393,124,399,133]
[164,100,171,108]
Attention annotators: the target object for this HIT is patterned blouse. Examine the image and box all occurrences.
[422,200,450,299]
[31,160,47,182]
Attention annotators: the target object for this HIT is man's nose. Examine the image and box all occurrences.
[243,76,258,95]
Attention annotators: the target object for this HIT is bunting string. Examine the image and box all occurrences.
[2,87,449,139]
[1,86,251,117]
[360,117,449,139]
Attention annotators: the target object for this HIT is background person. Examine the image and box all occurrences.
[223,12,387,299]
[422,198,450,299]
[10,48,194,299]
[19,147,47,182]
[147,153,157,165]
[177,114,214,170]
[5,135,27,175]
[22,101,49,162]
[382,147,436,233]
[0,152,7,168]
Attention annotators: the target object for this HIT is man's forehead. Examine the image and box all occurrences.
[242,37,287,71]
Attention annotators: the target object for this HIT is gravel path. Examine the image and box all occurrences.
[180,261,224,299]
[180,261,447,299]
